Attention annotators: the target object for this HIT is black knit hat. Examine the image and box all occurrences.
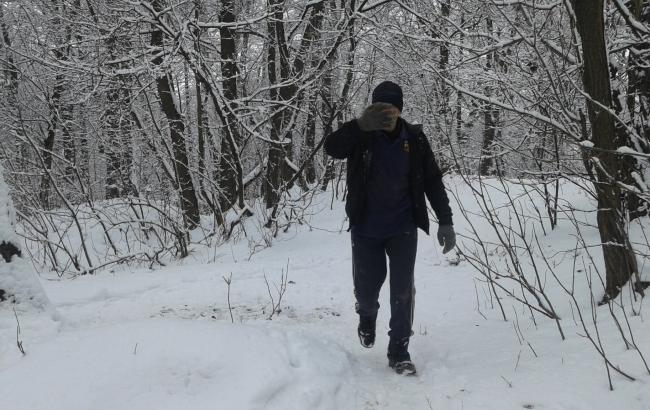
[371,81,403,112]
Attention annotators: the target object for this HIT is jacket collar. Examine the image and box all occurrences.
[400,118,424,136]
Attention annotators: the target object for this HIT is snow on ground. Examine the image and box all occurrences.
[0,320,354,410]
[1,177,650,410]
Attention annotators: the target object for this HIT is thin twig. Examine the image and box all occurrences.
[13,308,25,356]
[223,273,234,324]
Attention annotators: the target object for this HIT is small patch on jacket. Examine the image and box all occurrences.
[402,140,410,153]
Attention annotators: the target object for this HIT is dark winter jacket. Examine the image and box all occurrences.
[324,118,453,235]
[352,124,415,237]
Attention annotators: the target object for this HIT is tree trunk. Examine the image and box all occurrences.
[479,18,501,176]
[479,18,502,175]
[194,2,224,226]
[455,13,468,161]
[0,6,17,90]
[217,0,244,211]
[455,91,465,146]
[104,27,136,200]
[621,0,650,219]
[320,63,337,191]
[296,1,326,185]
[1,21,32,194]
[304,101,318,184]
[40,74,64,209]
[321,0,356,191]
[572,0,639,301]
[438,0,451,121]
[150,0,200,230]
[263,0,291,211]
[105,81,135,199]
[39,0,74,209]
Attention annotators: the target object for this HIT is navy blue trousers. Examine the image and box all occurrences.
[351,230,417,341]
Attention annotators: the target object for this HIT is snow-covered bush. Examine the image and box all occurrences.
[0,166,51,311]
[452,174,650,389]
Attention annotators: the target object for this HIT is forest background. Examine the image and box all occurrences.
[1,0,650,399]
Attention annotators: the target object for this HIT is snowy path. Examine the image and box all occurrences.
[1,190,650,409]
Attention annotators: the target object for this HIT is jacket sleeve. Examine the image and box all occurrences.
[420,134,453,226]
[324,120,365,159]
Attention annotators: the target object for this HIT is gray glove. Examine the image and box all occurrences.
[437,225,456,254]
[356,103,398,131]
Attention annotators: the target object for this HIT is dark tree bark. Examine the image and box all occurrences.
[479,103,500,176]
[217,0,244,211]
[455,13,467,149]
[150,0,200,230]
[263,0,293,212]
[455,91,465,147]
[37,0,83,208]
[321,0,356,192]
[194,1,224,226]
[572,0,640,301]
[479,18,501,176]
[617,0,650,219]
[104,82,136,199]
[0,6,17,90]
[438,0,451,119]
[61,1,80,180]
[619,1,649,151]
[304,100,318,184]
[320,63,337,192]
[296,1,326,185]
[40,74,65,209]
[39,0,71,208]
[264,0,356,205]
[0,6,28,185]
[102,18,137,200]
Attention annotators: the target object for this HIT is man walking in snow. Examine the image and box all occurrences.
[324,81,455,375]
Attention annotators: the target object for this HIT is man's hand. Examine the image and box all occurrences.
[437,225,456,254]
[357,103,400,132]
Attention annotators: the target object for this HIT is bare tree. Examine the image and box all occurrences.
[571,0,640,301]
[149,0,200,230]
[217,0,245,211]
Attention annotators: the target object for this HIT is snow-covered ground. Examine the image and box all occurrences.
[1,178,649,410]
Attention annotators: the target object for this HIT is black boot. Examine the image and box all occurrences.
[388,338,416,376]
[357,315,376,348]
